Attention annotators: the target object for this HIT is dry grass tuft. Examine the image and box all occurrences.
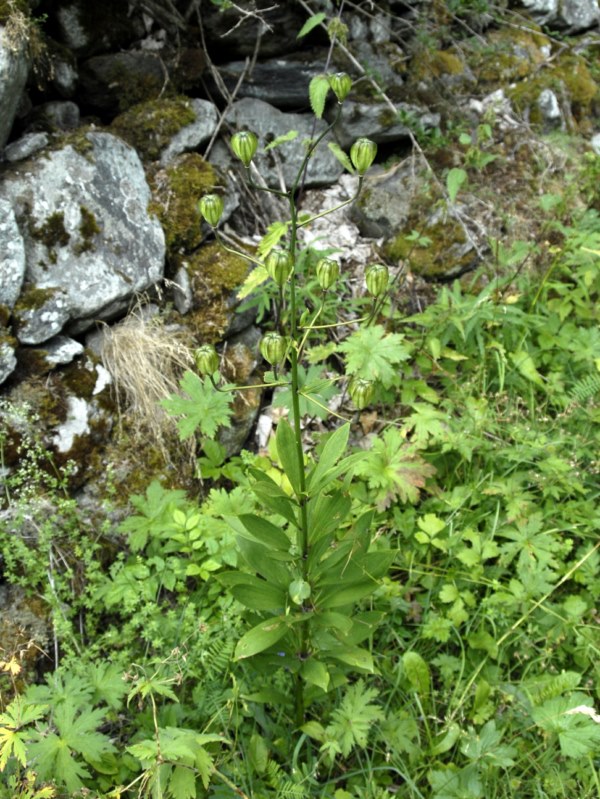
[100,309,195,463]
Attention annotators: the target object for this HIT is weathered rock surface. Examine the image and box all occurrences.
[520,0,600,31]
[212,98,343,188]
[0,199,26,308]
[0,131,165,342]
[331,100,440,149]
[0,25,29,149]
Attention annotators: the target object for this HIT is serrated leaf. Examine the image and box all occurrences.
[309,75,330,119]
[328,142,355,173]
[297,12,326,38]
[263,130,298,152]
[257,220,290,258]
[236,264,269,300]
[339,325,411,387]
[161,372,233,439]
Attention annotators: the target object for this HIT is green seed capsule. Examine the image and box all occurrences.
[198,194,224,227]
[315,257,340,290]
[348,377,375,410]
[260,332,288,365]
[194,344,219,375]
[365,263,389,297]
[265,249,294,286]
[328,72,352,103]
[350,137,377,175]
[231,130,258,167]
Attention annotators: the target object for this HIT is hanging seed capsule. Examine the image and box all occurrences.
[260,332,288,365]
[194,344,219,375]
[265,249,294,286]
[328,72,352,103]
[315,257,340,290]
[198,194,224,228]
[365,263,389,297]
[350,137,377,175]
[230,130,258,167]
[348,377,375,410]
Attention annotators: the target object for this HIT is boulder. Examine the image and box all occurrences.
[213,98,343,189]
[0,24,30,149]
[519,0,600,31]
[331,100,440,149]
[0,131,165,341]
[5,132,50,161]
[52,0,145,56]
[78,51,168,114]
[204,55,327,110]
[0,199,26,308]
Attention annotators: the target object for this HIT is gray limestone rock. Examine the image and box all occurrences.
[204,56,327,110]
[29,335,85,368]
[0,336,17,385]
[520,0,600,30]
[0,199,26,308]
[160,99,219,165]
[4,131,49,161]
[349,162,417,239]
[79,51,168,113]
[1,131,165,341]
[0,25,30,149]
[214,98,343,189]
[331,100,440,149]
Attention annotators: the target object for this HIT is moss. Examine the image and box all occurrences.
[111,96,197,163]
[0,304,11,328]
[148,154,222,257]
[13,285,60,313]
[75,205,101,254]
[29,212,70,263]
[508,53,598,130]
[384,219,473,279]
[466,27,549,86]
[181,241,251,342]
[410,48,466,82]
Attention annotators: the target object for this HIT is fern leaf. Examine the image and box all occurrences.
[569,373,600,404]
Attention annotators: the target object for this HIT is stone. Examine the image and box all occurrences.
[4,131,49,161]
[212,98,343,189]
[538,88,563,128]
[331,100,440,149]
[0,199,25,308]
[173,265,193,315]
[32,335,85,367]
[520,0,600,30]
[13,287,71,345]
[52,0,145,56]
[79,51,168,113]
[0,336,17,385]
[204,55,327,110]
[160,99,219,165]
[349,162,417,239]
[0,24,30,149]
[25,100,80,132]
[0,131,165,341]
[591,133,600,156]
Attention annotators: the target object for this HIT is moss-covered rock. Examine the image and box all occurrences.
[181,241,252,343]
[148,154,223,258]
[384,216,476,279]
[111,96,197,163]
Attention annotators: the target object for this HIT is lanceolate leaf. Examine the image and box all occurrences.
[328,142,355,173]
[297,12,326,38]
[235,617,289,660]
[276,419,303,497]
[309,75,330,119]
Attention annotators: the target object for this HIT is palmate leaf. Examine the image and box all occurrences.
[162,372,233,439]
[326,679,383,756]
[355,428,436,509]
[532,694,600,758]
[339,325,411,387]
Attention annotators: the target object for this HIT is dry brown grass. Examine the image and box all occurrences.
[100,309,195,463]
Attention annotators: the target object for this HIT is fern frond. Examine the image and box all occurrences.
[526,671,582,706]
[569,373,600,404]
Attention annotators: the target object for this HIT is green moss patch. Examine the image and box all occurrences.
[148,154,222,257]
[384,218,474,279]
[111,96,196,162]
[182,242,251,342]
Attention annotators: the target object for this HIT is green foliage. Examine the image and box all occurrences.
[161,371,233,439]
